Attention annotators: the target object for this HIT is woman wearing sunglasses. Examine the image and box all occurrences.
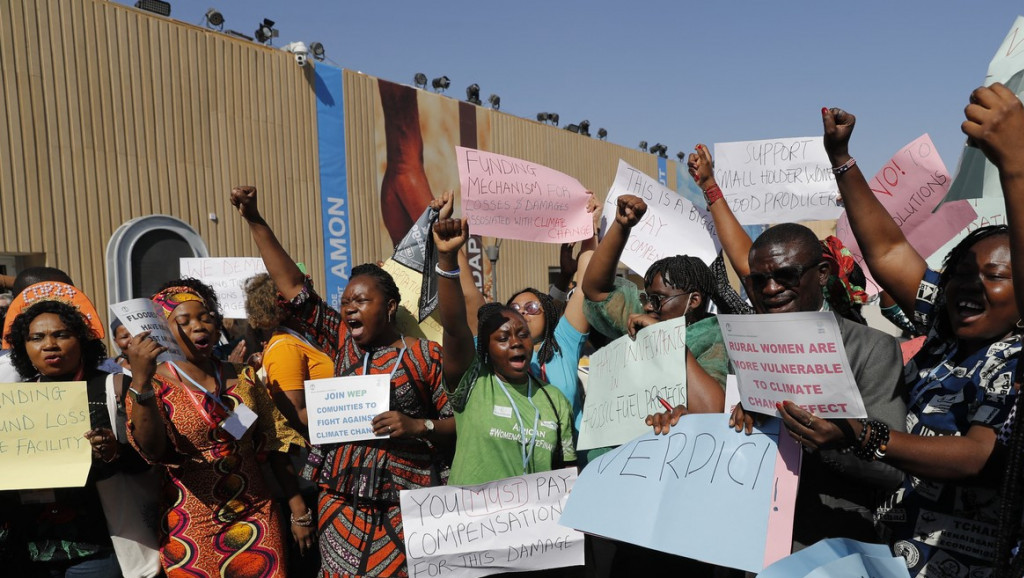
[774,100,1023,577]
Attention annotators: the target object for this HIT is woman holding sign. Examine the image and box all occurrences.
[2,298,134,577]
[125,278,313,577]
[232,185,456,578]
[778,101,1023,577]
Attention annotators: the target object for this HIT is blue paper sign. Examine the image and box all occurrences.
[560,415,799,573]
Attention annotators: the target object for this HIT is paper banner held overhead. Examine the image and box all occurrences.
[599,159,717,275]
[835,134,977,295]
[458,147,593,243]
[713,137,842,225]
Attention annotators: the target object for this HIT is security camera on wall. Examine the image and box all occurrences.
[283,41,309,67]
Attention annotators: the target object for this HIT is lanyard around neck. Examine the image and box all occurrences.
[496,375,540,475]
[167,360,231,419]
[361,336,407,382]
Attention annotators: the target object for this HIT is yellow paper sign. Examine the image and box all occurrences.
[0,381,92,490]
[381,259,443,344]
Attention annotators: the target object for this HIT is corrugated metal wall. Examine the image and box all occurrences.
[0,0,323,313]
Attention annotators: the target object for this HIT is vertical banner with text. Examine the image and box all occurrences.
[317,64,352,310]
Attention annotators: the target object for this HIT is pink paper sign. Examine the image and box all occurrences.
[458,147,593,243]
[836,135,977,294]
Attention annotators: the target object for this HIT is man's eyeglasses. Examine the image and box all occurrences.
[743,261,824,291]
[510,301,543,316]
[639,292,687,312]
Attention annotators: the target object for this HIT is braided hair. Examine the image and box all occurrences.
[643,255,716,321]
[350,263,401,306]
[506,288,562,365]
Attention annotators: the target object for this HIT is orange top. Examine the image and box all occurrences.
[262,329,335,393]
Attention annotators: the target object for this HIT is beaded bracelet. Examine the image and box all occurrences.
[854,419,890,462]
[833,419,857,453]
[434,264,461,279]
[703,184,724,208]
[832,157,857,176]
[873,422,891,461]
[291,508,314,527]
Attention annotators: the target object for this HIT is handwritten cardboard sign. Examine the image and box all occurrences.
[926,197,1008,270]
[179,258,269,319]
[561,415,801,573]
[0,382,92,490]
[111,299,187,363]
[719,312,866,419]
[305,374,390,444]
[381,260,443,344]
[458,147,593,243]
[944,16,1024,205]
[836,135,977,295]
[600,159,718,275]
[400,469,584,578]
[713,137,842,225]
[576,316,687,451]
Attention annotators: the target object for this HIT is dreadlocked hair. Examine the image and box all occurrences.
[351,263,401,305]
[643,255,716,321]
[995,364,1024,578]
[476,302,522,365]
[507,288,562,365]
[934,225,1010,338]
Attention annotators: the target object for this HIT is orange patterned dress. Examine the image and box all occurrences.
[127,364,301,577]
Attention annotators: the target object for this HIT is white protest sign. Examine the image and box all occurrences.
[926,198,1008,269]
[714,137,841,225]
[400,469,583,578]
[576,316,687,451]
[600,159,717,275]
[945,16,1024,204]
[110,299,186,363]
[458,147,593,244]
[719,312,866,419]
[836,134,977,295]
[305,375,390,444]
[179,258,268,319]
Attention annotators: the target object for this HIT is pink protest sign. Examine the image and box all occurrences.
[836,135,977,294]
[458,147,593,243]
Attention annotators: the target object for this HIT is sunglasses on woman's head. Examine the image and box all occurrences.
[743,260,823,291]
[510,301,543,316]
[638,292,687,312]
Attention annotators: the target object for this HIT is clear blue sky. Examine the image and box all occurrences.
[122,0,1021,178]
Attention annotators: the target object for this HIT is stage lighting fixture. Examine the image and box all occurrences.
[204,8,224,28]
[309,42,325,62]
[578,120,591,137]
[488,94,500,110]
[432,76,450,92]
[255,18,278,44]
[565,124,580,133]
[677,151,686,161]
[135,0,171,16]
[549,113,559,126]
[639,141,648,152]
[597,128,607,140]
[466,84,482,105]
[414,73,428,89]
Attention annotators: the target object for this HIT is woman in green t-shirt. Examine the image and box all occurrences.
[433,217,578,486]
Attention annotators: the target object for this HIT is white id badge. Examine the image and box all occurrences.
[221,402,258,439]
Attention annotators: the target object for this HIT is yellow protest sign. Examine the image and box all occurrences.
[0,381,92,490]
[381,259,443,344]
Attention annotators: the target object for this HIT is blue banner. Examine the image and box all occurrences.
[657,155,668,185]
[315,64,351,310]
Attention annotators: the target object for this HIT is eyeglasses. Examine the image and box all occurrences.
[639,292,688,312]
[743,261,824,291]
[510,301,543,316]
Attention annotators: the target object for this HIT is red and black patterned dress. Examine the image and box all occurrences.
[284,279,453,578]
[126,365,301,578]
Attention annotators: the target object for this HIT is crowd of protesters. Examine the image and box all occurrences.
[1,84,1023,578]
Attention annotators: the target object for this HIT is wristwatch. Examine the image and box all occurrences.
[423,419,435,436]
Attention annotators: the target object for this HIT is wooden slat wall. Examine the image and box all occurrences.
[0,0,323,315]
